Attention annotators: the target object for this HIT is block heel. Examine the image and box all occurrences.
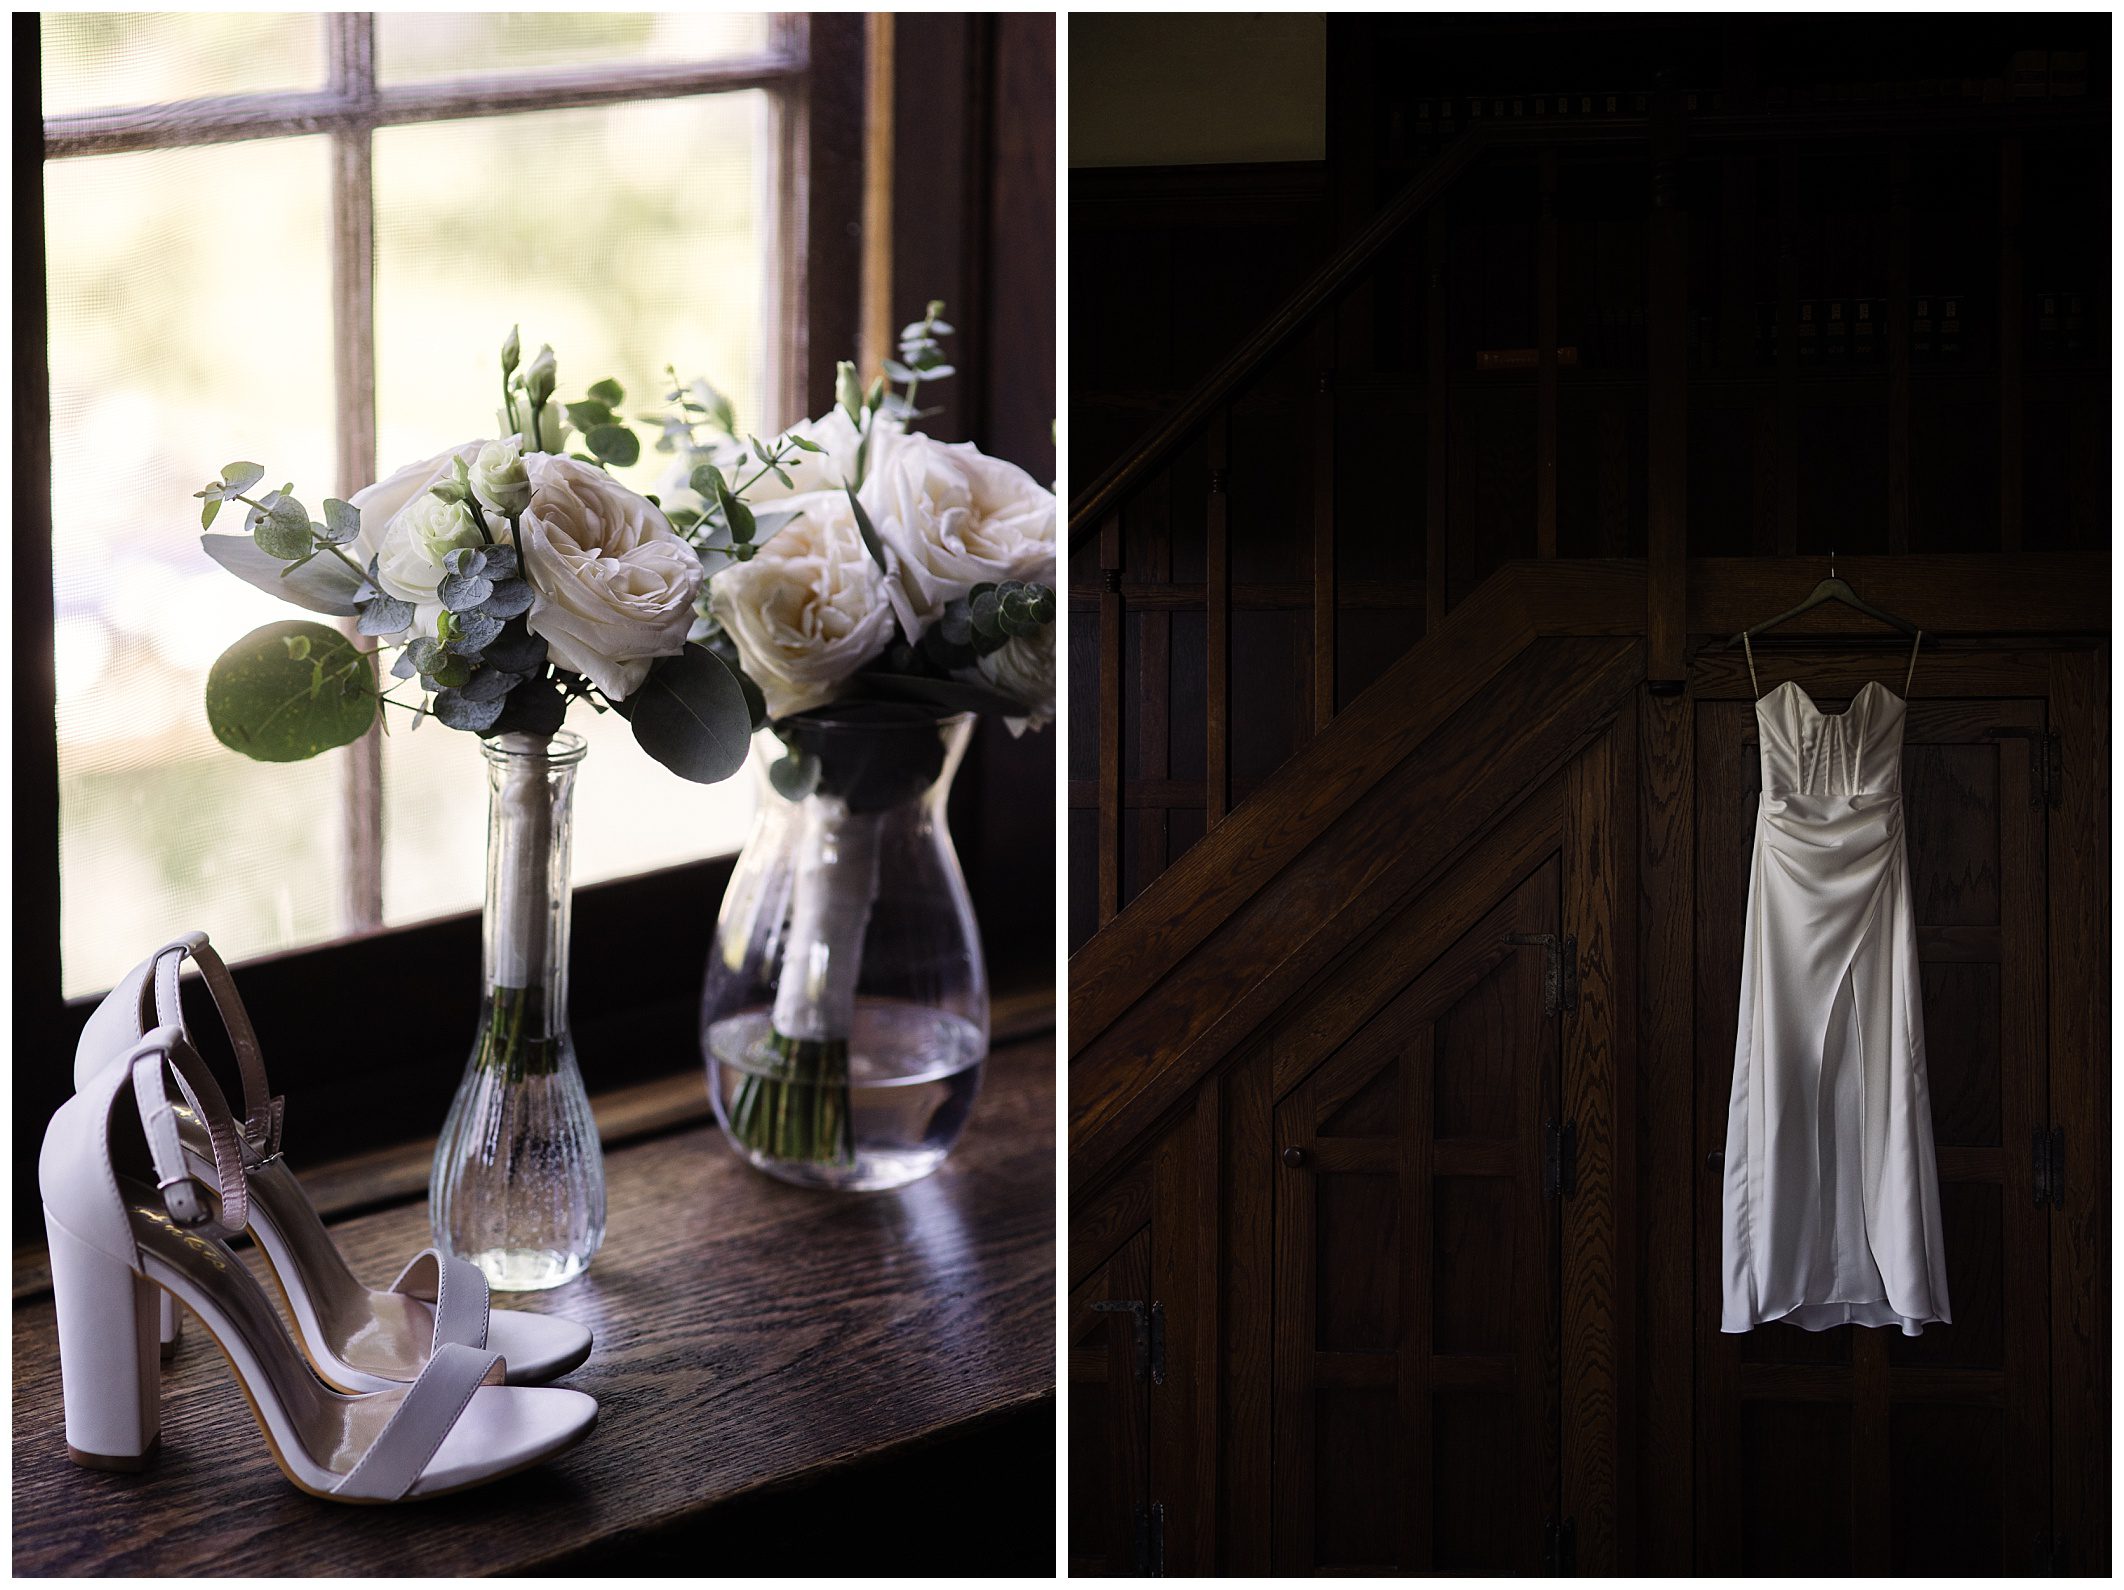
[45,1211,160,1471]
[158,1289,182,1360]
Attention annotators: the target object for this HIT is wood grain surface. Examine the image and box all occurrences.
[12,1035,1054,1576]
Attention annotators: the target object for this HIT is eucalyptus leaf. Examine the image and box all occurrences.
[480,577,534,620]
[439,570,495,611]
[479,546,519,581]
[254,495,315,560]
[445,608,505,655]
[318,499,361,544]
[587,377,625,408]
[587,424,640,467]
[627,643,753,784]
[490,675,568,737]
[459,666,519,704]
[220,461,265,496]
[201,533,363,616]
[201,497,222,530]
[356,593,416,636]
[205,620,376,762]
[433,688,505,732]
[484,622,548,673]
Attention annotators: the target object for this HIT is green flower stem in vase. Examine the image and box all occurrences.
[725,796,881,1166]
[431,732,605,1290]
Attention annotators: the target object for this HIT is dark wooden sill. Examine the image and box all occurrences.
[11,1025,1054,1575]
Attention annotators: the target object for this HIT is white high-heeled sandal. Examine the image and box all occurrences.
[42,1024,597,1500]
[75,932,592,1390]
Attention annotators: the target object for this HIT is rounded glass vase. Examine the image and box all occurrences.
[701,706,989,1191]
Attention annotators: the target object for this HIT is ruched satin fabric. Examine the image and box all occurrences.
[1721,680,1951,1335]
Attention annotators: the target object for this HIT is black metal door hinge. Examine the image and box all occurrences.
[1092,1298,1166,1384]
[1505,932,1579,1017]
[1134,1501,1167,1575]
[1543,1118,1579,1198]
[1988,727,2062,808]
[2033,1126,2065,1208]
[1543,1515,1578,1575]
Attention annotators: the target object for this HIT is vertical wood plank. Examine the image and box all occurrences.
[1221,1052,1273,1572]
[1097,510,1123,925]
[1425,213,1448,633]
[1774,145,1799,558]
[1646,97,1689,683]
[1312,320,1337,728]
[328,14,383,933]
[1207,412,1231,826]
[1852,1328,1891,1573]
[1887,142,1912,553]
[1637,688,1694,1570]
[1563,717,1631,1572]
[1537,148,1559,559]
[15,15,64,1040]
[1998,135,2024,551]
[2049,646,2110,1574]
[1153,1105,1200,1573]
[1190,1078,1222,1574]
[1137,492,1172,891]
[1401,1029,1437,1571]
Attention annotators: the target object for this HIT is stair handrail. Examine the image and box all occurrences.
[1066,116,1648,543]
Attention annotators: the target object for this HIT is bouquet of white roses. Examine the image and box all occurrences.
[656,305,1056,1170]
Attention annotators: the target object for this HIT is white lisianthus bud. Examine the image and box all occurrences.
[524,344,558,405]
[495,405,570,457]
[835,360,863,426]
[500,324,521,375]
[470,436,533,517]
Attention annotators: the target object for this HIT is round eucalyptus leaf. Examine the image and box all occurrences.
[205,621,376,763]
[628,643,752,784]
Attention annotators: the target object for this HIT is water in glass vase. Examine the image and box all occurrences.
[706,1001,985,1190]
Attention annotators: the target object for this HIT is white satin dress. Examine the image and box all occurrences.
[1720,640,1951,1336]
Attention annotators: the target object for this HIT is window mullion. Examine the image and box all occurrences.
[331,13,384,932]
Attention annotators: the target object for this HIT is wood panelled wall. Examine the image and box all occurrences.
[1067,16,2108,951]
[1068,15,2108,1577]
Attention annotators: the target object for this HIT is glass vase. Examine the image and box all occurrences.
[701,706,989,1191]
[430,730,605,1290]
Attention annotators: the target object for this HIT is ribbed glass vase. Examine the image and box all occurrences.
[429,730,605,1291]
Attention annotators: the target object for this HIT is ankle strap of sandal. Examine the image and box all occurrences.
[153,934,283,1167]
[124,1025,250,1238]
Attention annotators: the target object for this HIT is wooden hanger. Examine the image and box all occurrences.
[1726,549,1924,648]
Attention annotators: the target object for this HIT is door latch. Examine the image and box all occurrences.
[1505,932,1579,1017]
[1091,1298,1166,1385]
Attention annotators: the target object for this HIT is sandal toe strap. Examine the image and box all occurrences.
[387,1247,492,1355]
[335,1343,506,1501]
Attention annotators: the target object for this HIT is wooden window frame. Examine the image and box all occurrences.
[13,12,866,1209]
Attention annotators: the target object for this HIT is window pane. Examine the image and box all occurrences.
[377,12,773,84]
[371,95,770,925]
[41,13,327,116]
[46,138,342,997]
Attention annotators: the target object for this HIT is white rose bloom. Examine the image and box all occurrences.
[973,625,1055,737]
[518,453,702,701]
[862,433,1054,636]
[707,489,895,721]
[351,440,491,639]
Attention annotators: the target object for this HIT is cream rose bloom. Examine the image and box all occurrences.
[861,434,1054,636]
[518,453,702,701]
[973,625,1054,737]
[707,489,896,720]
[352,440,491,639]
